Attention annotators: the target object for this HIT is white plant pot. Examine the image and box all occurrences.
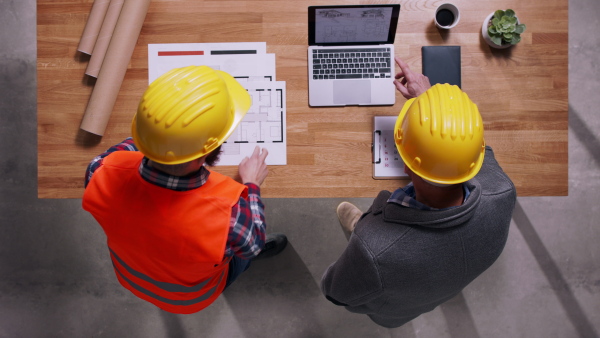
[482,12,519,49]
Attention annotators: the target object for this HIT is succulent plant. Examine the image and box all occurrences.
[488,9,526,46]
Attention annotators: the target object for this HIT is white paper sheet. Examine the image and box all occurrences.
[372,116,408,179]
[148,42,272,83]
[219,81,287,166]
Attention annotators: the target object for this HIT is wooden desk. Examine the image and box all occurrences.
[37,0,568,198]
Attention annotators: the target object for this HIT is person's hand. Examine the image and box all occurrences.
[238,146,269,186]
[393,56,432,99]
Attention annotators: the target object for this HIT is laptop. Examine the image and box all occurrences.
[308,4,401,107]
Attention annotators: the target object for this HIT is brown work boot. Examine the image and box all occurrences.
[336,202,362,239]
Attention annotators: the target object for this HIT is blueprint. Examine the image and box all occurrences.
[220,81,286,165]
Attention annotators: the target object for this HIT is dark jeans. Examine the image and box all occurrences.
[224,255,252,289]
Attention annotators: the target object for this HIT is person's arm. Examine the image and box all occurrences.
[393,56,432,99]
[226,183,267,259]
[226,146,270,259]
[321,234,383,309]
[476,145,517,198]
[84,137,138,188]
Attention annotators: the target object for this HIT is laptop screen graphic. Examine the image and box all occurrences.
[309,5,400,46]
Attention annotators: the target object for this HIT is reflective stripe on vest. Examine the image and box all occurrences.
[111,249,227,306]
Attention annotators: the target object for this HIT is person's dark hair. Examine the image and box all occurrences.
[204,145,222,167]
[147,145,223,176]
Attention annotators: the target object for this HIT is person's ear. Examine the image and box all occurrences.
[404,165,414,178]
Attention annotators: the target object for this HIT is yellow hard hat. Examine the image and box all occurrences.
[394,84,485,184]
[132,65,251,164]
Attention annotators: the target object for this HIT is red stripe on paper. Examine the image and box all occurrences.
[158,51,204,56]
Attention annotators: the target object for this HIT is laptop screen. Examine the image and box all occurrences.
[308,5,400,46]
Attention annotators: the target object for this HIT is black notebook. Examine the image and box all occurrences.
[421,46,461,88]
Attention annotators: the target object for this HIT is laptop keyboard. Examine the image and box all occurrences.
[311,47,392,80]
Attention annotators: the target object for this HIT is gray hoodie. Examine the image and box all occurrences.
[321,146,517,328]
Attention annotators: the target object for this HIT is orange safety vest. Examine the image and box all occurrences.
[82,151,247,314]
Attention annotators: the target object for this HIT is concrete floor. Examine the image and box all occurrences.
[1,0,599,337]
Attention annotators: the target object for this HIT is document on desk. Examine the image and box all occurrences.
[372,116,408,179]
[148,42,274,83]
[220,81,286,165]
[147,42,287,165]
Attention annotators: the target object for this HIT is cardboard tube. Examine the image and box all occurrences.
[77,0,112,55]
[86,0,125,77]
[80,0,151,136]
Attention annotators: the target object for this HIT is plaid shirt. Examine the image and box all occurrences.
[387,182,471,210]
[85,138,266,259]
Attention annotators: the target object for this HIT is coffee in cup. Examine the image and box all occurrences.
[435,3,460,29]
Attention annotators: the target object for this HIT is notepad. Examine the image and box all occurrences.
[372,116,409,179]
[421,46,461,88]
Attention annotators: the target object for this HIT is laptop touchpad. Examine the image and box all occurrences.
[333,80,371,105]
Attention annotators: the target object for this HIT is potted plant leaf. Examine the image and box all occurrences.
[482,9,526,49]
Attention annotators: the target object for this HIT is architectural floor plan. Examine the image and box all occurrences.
[221,81,286,165]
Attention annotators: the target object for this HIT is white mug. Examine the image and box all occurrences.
[435,3,460,29]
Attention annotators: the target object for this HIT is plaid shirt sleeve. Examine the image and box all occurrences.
[226,183,267,259]
[85,137,138,188]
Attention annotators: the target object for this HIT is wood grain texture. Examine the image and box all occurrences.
[37,0,568,198]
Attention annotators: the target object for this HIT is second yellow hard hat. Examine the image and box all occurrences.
[394,83,485,184]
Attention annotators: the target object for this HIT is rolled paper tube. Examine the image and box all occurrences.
[86,0,125,78]
[80,0,151,136]
[77,0,111,55]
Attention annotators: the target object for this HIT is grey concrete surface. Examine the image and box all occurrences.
[1,0,599,337]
